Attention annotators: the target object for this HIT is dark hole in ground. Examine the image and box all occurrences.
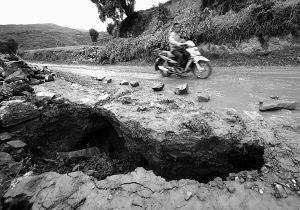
[155,144,265,183]
[78,113,265,183]
[23,111,264,184]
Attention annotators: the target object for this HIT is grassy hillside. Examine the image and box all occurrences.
[98,0,300,64]
[0,23,110,50]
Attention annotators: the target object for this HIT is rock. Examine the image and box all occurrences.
[0,152,13,163]
[197,93,210,102]
[185,191,193,201]
[0,82,13,98]
[227,186,236,193]
[58,147,100,160]
[96,76,105,81]
[86,170,95,176]
[175,84,189,95]
[130,81,139,87]
[10,80,34,95]
[270,96,279,100]
[239,178,245,184]
[274,183,288,198]
[0,132,12,142]
[104,78,112,84]
[97,94,110,102]
[0,99,40,127]
[7,140,27,149]
[29,78,41,85]
[152,83,164,91]
[35,91,56,102]
[4,70,28,83]
[120,80,129,85]
[259,100,298,111]
[45,74,55,82]
[137,106,149,112]
[3,61,28,77]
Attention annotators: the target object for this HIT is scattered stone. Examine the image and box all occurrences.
[137,106,149,112]
[185,191,193,201]
[130,81,139,87]
[104,78,112,84]
[96,76,105,81]
[0,152,13,163]
[227,186,236,193]
[58,147,100,160]
[7,140,27,149]
[45,74,54,82]
[72,164,81,172]
[86,170,95,176]
[175,84,189,95]
[152,83,164,91]
[52,96,68,104]
[259,100,298,111]
[197,93,210,102]
[0,132,12,142]
[274,183,288,198]
[259,189,264,194]
[0,99,40,127]
[121,97,135,105]
[120,80,129,85]
[270,96,279,100]
[97,94,110,102]
[35,91,56,102]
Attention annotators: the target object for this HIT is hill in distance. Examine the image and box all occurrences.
[0,23,110,50]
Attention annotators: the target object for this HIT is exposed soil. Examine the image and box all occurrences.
[1,60,300,209]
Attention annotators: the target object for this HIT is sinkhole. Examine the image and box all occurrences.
[26,109,265,184]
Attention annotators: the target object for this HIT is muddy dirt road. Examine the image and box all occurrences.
[44,63,300,115]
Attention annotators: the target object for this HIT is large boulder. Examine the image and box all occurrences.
[4,70,28,83]
[0,83,13,99]
[10,81,34,95]
[0,99,40,127]
[3,60,28,77]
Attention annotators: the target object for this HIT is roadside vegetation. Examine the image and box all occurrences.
[93,0,299,64]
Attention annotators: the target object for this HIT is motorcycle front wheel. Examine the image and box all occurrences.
[193,61,212,79]
[155,58,171,77]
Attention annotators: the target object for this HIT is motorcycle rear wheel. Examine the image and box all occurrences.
[155,58,171,77]
[193,61,212,79]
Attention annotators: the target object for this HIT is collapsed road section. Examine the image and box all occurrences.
[1,63,300,209]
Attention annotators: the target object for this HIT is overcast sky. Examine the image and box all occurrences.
[0,0,169,31]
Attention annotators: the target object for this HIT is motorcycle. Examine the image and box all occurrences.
[154,41,212,79]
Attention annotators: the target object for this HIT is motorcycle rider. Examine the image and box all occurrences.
[169,22,189,71]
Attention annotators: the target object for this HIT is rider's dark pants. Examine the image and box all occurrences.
[171,48,189,68]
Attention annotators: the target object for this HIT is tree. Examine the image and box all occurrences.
[90,0,135,23]
[106,23,115,36]
[89,28,99,42]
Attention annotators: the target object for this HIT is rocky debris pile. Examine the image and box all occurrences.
[0,53,55,102]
